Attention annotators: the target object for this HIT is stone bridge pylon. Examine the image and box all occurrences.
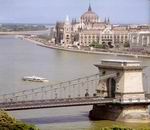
[89,59,150,122]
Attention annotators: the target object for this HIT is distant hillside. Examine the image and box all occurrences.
[0,24,48,32]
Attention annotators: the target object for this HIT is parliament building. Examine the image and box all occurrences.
[55,4,150,49]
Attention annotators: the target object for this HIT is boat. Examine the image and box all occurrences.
[22,76,49,82]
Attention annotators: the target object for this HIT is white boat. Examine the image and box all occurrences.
[22,76,49,82]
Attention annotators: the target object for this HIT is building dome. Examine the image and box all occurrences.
[81,4,99,24]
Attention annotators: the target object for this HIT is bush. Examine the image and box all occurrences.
[99,126,150,130]
[0,110,39,130]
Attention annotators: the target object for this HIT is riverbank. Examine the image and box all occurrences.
[23,37,150,58]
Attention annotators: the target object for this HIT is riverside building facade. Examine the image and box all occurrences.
[54,4,150,49]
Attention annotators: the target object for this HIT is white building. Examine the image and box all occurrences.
[55,4,150,49]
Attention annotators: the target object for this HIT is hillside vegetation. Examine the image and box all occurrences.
[0,109,39,130]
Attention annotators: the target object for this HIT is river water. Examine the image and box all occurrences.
[0,35,150,129]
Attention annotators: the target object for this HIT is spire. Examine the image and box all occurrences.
[65,15,70,24]
[104,17,106,23]
[88,1,92,11]
[107,17,110,24]
[66,15,69,22]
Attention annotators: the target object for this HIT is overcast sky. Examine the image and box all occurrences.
[0,0,149,24]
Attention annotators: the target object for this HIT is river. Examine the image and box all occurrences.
[0,35,150,129]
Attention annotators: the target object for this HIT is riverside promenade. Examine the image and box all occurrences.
[23,37,150,58]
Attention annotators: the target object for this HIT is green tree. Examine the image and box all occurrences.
[124,42,130,48]
[89,41,105,48]
[0,110,39,130]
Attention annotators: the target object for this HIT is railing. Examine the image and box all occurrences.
[113,98,150,104]
[2,97,150,111]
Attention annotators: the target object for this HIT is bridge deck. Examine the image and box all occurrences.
[0,97,113,111]
[1,97,150,111]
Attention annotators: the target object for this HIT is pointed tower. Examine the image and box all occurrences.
[65,15,70,24]
[88,3,92,11]
[80,2,99,24]
[63,15,72,46]
[107,17,110,24]
[104,17,107,23]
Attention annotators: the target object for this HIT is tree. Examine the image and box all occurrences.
[0,109,39,130]
[124,42,130,48]
[89,41,104,48]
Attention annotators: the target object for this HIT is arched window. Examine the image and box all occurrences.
[106,78,116,98]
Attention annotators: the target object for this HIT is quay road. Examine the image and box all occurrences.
[26,37,150,59]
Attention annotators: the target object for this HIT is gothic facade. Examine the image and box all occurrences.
[55,4,150,48]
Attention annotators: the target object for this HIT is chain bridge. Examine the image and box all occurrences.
[1,59,150,122]
[0,73,118,111]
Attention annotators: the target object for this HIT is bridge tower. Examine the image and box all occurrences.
[89,59,150,122]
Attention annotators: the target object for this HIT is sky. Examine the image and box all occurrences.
[0,0,149,24]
